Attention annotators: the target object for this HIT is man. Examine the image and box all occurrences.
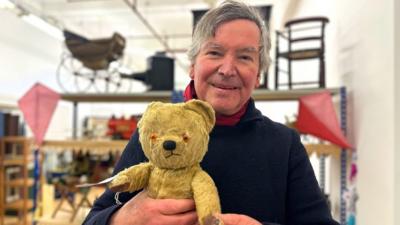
[83,1,339,225]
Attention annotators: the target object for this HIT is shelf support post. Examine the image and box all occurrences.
[339,86,348,225]
[73,101,78,139]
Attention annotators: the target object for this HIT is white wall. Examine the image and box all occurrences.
[394,0,400,223]
[291,0,397,224]
[336,1,395,224]
[0,10,72,139]
[0,10,63,95]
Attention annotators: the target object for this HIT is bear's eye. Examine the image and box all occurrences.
[182,133,190,142]
[150,133,157,141]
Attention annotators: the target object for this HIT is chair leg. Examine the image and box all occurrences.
[70,196,84,222]
[52,189,75,218]
[51,196,64,218]
[274,33,280,90]
[288,59,292,90]
[320,56,326,88]
[275,58,279,90]
[70,188,92,222]
[263,71,269,89]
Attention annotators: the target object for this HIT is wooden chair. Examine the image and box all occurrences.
[51,177,78,221]
[51,176,93,222]
[274,17,329,89]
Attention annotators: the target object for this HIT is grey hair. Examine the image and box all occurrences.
[187,0,271,74]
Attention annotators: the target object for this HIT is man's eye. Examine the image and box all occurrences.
[239,55,253,61]
[207,51,221,56]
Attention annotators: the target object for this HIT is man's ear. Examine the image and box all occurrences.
[189,64,195,79]
[184,99,215,133]
[255,74,260,88]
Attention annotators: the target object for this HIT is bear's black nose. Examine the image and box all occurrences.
[163,140,176,151]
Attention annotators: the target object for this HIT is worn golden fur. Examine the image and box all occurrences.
[109,99,223,225]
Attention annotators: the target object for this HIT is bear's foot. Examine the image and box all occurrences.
[202,215,223,225]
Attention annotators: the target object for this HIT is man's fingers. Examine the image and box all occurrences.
[135,190,195,215]
[162,210,198,225]
[157,198,196,215]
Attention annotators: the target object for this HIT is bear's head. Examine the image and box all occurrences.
[138,99,215,169]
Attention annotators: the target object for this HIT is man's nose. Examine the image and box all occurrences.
[218,56,237,76]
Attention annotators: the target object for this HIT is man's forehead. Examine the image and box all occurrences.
[203,41,258,52]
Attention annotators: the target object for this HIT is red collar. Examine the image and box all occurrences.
[183,80,248,126]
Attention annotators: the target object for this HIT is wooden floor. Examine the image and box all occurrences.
[38,208,91,225]
[40,186,105,225]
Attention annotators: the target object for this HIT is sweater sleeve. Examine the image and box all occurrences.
[82,131,146,225]
[285,130,339,225]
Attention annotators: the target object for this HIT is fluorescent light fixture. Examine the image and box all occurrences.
[21,14,63,40]
[0,0,15,9]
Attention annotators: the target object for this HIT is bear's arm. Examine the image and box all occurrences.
[109,162,153,193]
[192,170,222,225]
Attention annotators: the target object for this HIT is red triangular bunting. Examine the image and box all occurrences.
[296,91,352,149]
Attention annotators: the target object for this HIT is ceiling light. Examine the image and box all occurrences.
[21,14,63,40]
[0,0,15,9]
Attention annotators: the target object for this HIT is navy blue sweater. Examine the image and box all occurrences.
[83,99,339,225]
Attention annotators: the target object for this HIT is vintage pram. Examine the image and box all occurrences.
[57,30,132,93]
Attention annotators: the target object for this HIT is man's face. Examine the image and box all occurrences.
[190,19,260,116]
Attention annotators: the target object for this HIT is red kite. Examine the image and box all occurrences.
[18,83,60,146]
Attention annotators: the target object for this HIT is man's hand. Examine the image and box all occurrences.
[216,213,262,225]
[110,190,198,225]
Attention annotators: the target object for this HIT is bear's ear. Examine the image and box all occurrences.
[146,101,164,110]
[184,99,215,133]
[138,101,164,129]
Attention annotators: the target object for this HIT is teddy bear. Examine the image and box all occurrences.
[109,99,223,225]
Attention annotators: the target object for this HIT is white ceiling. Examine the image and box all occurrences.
[4,0,282,89]
[17,0,207,62]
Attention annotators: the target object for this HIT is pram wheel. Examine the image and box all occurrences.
[92,60,132,93]
[57,53,94,93]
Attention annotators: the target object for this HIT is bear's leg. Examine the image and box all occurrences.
[192,171,224,225]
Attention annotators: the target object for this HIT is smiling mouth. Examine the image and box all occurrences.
[165,152,181,158]
[212,84,238,90]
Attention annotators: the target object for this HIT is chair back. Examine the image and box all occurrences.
[284,17,329,59]
[274,16,329,89]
